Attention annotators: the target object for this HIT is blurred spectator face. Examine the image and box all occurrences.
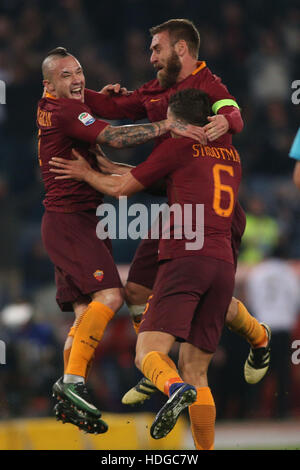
[266,101,288,127]
[248,197,266,216]
[150,31,181,88]
[43,55,85,102]
[0,15,13,40]
[222,2,243,25]
[260,31,281,55]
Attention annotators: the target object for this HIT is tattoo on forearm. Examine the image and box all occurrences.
[101,121,167,148]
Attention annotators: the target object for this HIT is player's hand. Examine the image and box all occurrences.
[99,83,132,96]
[204,115,229,141]
[170,120,207,144]
[90,144,115,174]
[49,149,92,181]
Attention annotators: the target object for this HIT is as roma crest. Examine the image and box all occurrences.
[93,270,104,282]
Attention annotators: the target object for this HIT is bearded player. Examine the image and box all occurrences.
[37,46,206,433]
[82,19,271,405]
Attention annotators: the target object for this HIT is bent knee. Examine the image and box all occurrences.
[225,297,238,324]
[92,288,124,313]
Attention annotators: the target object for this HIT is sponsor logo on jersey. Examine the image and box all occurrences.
[78,112,95,126]
[93,269,104,282]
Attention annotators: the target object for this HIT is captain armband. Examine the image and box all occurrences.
[211,99,240,114]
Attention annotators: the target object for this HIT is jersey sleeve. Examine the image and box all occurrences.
[198,67,240,112]
[289,128,300,160]
[131,139,180,188]
[84,88,147,121]
[217,105,244,134]
[58,100,109,143]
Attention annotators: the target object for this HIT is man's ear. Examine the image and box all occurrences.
[174,39,188,57]
[43,79,55,94]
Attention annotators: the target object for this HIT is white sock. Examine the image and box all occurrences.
[63,374,85,384]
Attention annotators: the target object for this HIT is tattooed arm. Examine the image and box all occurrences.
[96,118,207,148]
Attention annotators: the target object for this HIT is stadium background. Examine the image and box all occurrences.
[0,0,300,450]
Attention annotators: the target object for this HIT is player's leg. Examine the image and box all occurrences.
[135,331,197,439]
[44,211,124,418]
[225,297,271,384]
[182,257,235,450]
[53,287,123,433]
[122,237,160,404]
[63,301,87,373]
[125,281,152,333]
[135,257,223,439]
[122,282,158,405]
[124,239,270,409]
[62,287,123,416]
[53,299,110,434]
[124,295,271,407]
[226,297,268,346]
[52,265,95,402]
[229,203,271,383]
[178,343,215,450]
[125,237,159,332]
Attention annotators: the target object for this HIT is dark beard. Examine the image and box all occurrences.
[157,51,182,89]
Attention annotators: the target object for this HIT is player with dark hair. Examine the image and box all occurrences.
[81,19,271,404]
[49,88,241,449]
[38,47,206,433]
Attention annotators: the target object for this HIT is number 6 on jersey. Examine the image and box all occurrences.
[212,164,235,218]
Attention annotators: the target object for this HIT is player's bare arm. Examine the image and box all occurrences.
[90,144,134,175]
[83,169,144,198]
[50,149,144,197]
[96,118,207,148]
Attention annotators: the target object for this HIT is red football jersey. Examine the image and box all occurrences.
[85,61,246,242]
[37,94,109,212]
[131,138,242,264]
[84,61,240,147]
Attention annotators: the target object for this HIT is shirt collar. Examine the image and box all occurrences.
[192,61,206,75]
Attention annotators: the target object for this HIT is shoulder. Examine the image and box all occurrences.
[152,137,185,154]
[193,65,221,85]
[57,99,94,123]
[59,98,91,112]
[37,96,60,111]
[137,78,162,94]
[185,63,228,95]
[152,137,192,162]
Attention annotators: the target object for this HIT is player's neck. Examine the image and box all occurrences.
[176,58,199,83]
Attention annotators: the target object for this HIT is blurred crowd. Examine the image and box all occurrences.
[0,0,300,421]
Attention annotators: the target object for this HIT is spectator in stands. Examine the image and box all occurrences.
[239,195,280,265]
[245,246,300,417]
